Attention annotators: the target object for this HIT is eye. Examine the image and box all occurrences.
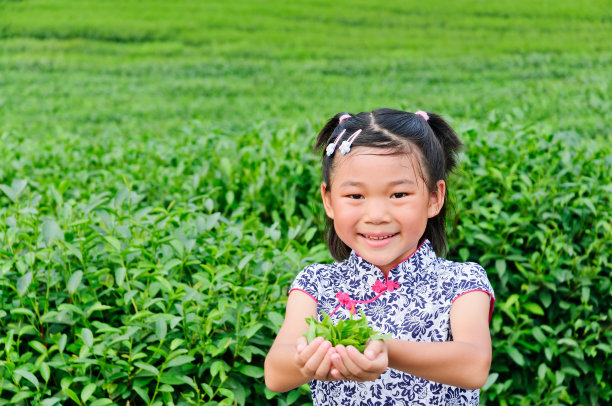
[347,194,363,199]
[391,193,408,199]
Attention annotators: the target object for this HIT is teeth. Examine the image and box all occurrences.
[365,234,395,240]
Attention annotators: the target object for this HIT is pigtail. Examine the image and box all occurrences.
[315,112,354,261]
[424,112,463,174]
[416,112,463,257]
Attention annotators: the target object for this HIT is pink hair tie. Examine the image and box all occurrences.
[338,114,351,123]
[415,110,429,121]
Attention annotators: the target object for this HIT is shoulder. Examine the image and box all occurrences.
[295,261,342,279]
[290,260,345,301]
[434,258,494,298]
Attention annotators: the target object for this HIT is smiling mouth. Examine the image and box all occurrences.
[360,233,399,240]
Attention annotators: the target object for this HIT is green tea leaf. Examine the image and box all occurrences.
[237,365,264,378]
[15,369,39,389]
[166,355,195,368]
[17,272,32,296]
[156,318,167,341]
[81,383,97,403]
[42,219,63,246]
[67,271,83,294]
[135,361,160,376]
[82,328,94,347]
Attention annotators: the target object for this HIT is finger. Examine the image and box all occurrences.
[348,345,385,373]
[341,345,367,376]
[303,340,332,373]
[296,336,308,354]
[330,367,348,381]
[295,336,324,366]
[332,345,361,378]
[314,347,334,379]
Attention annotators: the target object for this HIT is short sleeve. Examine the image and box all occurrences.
[452,263,495,322]
[289,265,321,303]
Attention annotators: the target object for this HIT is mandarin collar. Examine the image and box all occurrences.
[347,239,437,277]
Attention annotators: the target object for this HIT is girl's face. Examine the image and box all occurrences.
[321,147,445,274]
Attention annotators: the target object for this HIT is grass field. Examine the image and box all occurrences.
[1,1,611,405]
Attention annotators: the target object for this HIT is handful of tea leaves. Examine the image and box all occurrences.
[303,310,391,353]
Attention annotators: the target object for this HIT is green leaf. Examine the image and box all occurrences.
[41,398,61,406]
[82,328,94,347]
[241,323,263,339]
[11,307,35,319]
[29,340,47,354]
[40,363,50,383]
[11,179,28,197]
[104,236,121,252]
[42,219,63,246]
[135,361,160,375]
[115,266,126,287]
[483,372,499,390]
[210,360,225,378]
[58,334,67,353]
[237,365,264,378]
[0,184,16,202]
[17,272,33,296]
[286,389,301,405]
[507,346,525,366]
[201,383,214,398]
[81,383,97,403]
[10,391,33,403]
[63,388,82,405]
[155,318,167,341]
[523,302,544,316]
[67,270,83,294]
[90,399,113,406]
[133,386,151,404]
[165,355,195,368]
[64,242,83,262]
[264,386,278,400]
[14,369,40,389]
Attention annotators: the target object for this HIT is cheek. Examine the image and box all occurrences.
[332,205,360,227]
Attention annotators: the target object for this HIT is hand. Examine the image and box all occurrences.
[329,339,388,382]
[294,336,346,381]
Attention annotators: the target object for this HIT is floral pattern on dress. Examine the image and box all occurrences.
[290,240,495,406]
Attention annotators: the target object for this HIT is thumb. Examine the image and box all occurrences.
[364,340,383,360]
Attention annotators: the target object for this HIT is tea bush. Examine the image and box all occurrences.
[1,0,611,405]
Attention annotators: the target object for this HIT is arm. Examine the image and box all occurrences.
[386,291,492,389]
[264,290,339,392]
[329,291,491,389]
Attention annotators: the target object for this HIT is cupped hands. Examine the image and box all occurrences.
[294,336,388,383]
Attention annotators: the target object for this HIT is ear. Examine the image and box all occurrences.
[427,180,446,218]
[321,182,335,219]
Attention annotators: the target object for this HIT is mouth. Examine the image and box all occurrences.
[359,233,399,240]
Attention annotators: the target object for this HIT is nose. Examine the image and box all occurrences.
[363,197,391,224]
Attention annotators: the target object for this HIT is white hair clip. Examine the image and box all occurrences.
[326,129,346,156]
[339,129,362,155]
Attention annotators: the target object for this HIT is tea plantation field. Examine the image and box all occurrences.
[0,0,611,405]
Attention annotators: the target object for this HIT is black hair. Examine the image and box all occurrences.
[314,108,462,261]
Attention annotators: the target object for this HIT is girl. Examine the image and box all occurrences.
[264,108,495,405]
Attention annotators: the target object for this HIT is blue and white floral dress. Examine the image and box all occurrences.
[290,239,495,406]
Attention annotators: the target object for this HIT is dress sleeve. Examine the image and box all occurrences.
[289,264,321,303]
[452,263,495,322]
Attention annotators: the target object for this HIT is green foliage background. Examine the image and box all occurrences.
[0,0,610,405]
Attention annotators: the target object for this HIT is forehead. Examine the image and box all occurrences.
[330,146,425,186]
